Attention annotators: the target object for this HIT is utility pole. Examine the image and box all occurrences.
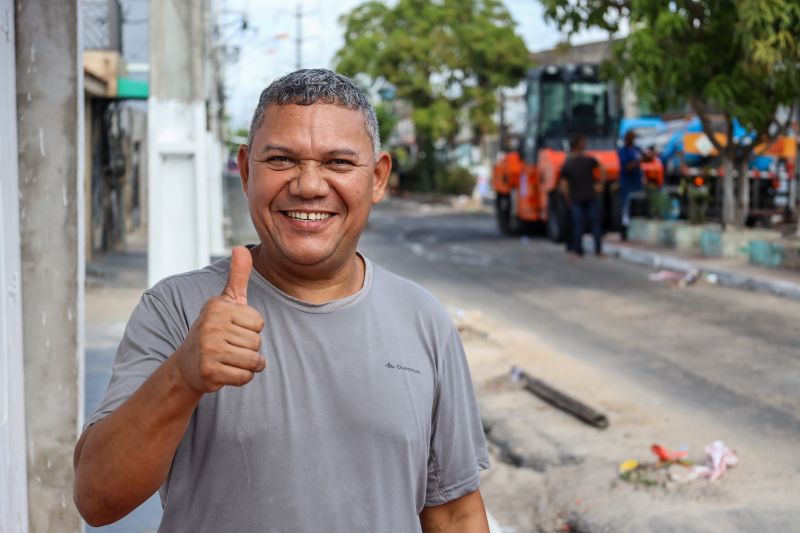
[499,89,506,151]
[207,0,227,257]
[148,0,211,286]
[15,0,84,530]
[295,4,302,69]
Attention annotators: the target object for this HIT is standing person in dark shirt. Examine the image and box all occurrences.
[617,130,645,240]
[559,134,604,258]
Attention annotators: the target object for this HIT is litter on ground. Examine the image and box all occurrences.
[691,440,739,481]
[619,440,738,486]
[648,269,701,287]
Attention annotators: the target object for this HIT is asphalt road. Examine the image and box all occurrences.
[360,200,800,458]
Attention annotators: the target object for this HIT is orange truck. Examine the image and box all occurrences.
[493,64,663,240]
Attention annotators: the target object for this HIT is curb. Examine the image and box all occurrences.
[603,241,800,301]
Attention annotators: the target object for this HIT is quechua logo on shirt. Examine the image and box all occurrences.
[385,362,421,375]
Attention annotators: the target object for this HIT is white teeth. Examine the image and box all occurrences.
[287,211,331,221]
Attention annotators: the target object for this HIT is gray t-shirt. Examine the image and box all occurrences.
[86,253,489,532]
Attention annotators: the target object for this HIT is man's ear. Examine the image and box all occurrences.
[371,151,392,204]
[237,144,250,196]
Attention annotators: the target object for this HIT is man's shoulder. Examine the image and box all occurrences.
[583,154,600,166]
[371,262,441,304]
[146,256,230,304]
[369,262,451,321]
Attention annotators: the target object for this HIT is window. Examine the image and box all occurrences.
[568,82,606,127]
[540,82,566,136]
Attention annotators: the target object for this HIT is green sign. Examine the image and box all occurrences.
[117,76,148,99]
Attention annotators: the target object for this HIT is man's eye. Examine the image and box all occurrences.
[327,159,354,167]
[266,156,293,166]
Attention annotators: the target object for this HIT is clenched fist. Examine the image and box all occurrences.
[174,246,267,393]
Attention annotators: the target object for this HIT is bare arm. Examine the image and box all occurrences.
[419,490,489,533]
[559,178,570,203]
[74,357,203,525]
[595,161,606,193]
[73,247,265,526]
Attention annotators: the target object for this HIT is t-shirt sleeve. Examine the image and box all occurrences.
[425,326,490,507]
[84,291,186,429]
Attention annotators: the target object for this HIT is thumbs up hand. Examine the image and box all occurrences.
[174,246,267,394]
[221,245,252,305]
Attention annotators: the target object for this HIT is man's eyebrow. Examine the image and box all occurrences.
[258,144,295,155]
[325,149,359,158]
[258,146,361,158]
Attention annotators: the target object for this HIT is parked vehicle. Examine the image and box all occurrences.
[664,124,797,222]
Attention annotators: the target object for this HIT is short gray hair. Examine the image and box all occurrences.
[247,69,380,157]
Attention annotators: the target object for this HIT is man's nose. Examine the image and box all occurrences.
[289,162,330,198]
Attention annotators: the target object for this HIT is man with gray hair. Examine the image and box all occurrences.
[74,69,490,532]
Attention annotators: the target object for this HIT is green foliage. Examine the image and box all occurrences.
[436,165,477,195]
[687,185,710,225]
[401,157,476,195]
[539,0,629,35]
[335,0,529,147]
[648,189,672,220]
[538,0,800,227]
[374,103,399,148]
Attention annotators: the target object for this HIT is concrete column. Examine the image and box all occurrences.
[15,0,84,531]
[148,0,210,286]
[206,0,226,256]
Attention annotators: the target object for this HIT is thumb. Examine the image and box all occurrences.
[222,246,252,304]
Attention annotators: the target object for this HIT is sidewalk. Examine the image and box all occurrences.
[602,233,800,300]
[85,227,161,533]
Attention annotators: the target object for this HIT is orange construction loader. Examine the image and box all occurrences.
[493,64,663,240]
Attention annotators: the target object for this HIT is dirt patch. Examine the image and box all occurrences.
[452,310,800,532]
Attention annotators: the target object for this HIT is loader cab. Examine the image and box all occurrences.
[522,64,620,163]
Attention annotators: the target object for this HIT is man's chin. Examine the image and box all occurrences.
[276,245,343,269]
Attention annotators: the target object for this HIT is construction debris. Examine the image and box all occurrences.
[510,366,609,429]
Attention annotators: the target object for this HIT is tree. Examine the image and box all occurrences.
[374,102,399,148]
[335,0,529,190]
[539,0,800,228]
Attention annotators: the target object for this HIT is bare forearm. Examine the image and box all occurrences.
[75,247,265,526]
[74,355,201,526]
[420,490,489,533]
[421,509,489,532]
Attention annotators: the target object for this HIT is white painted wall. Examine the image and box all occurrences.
[147,99,210,286]
[0,0,30,529]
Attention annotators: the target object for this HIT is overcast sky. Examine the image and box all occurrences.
[222,0,613,129]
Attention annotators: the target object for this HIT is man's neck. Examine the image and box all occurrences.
[249,245,365,304]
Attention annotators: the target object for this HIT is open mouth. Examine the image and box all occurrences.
[283,210,334,222]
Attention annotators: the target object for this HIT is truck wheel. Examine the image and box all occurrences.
[496,192,521,235]
[547,194,567,243]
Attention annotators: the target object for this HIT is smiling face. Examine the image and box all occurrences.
[238,103,390,278]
